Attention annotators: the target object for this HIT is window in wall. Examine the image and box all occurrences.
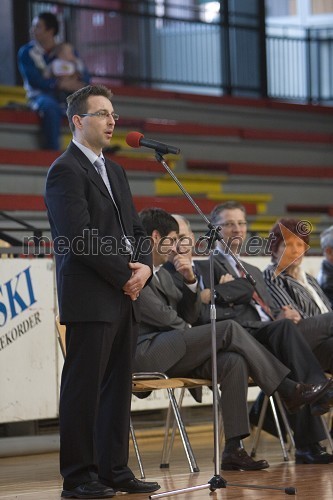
[198,1,220,23]
[156,0,165,17]
[311,0,333,13]
[265,0,297,17]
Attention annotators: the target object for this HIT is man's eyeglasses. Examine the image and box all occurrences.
[78,110,119,121]
[219,221,247,228]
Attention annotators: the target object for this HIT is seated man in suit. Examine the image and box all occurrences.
[134,207,333,470]
[195,201,333,464]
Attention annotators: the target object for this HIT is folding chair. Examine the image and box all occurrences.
[151,377,214,469]
[250,390,333,460]
[132,373,212,476]
[250,391,295,461]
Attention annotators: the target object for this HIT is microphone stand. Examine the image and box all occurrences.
[149,151,296,499]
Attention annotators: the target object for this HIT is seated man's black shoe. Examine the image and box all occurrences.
[221,447,269,471]
[311,386,333,416]
[61,480,115,498]
[295,443,333,464]
[103,478,161,494]
[282,380,333,414]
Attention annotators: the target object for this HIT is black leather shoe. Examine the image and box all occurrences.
[311,386,333,416]
[61,480,115,498]
[282,380,333,414]
[221,447,269,471]
[295,443,333,464]
[103,478,161,494]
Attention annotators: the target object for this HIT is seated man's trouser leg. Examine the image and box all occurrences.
[31,94,63,150]
[297,312,333,374]
[248,318,328,385]
[247,318,328,447]
[186,351,252,440]
[166,320,290,440]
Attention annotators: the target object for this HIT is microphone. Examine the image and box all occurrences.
[126,131,180,155]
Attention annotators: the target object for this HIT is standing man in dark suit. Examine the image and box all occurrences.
[195,201,333,464]
[135,208,333,471]
[45,85,160,498]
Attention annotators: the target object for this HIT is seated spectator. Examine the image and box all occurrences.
[318,225,333,307]
[193,202,333,463]
[17,12,90,150]
[135,208,333,469]
[264,217,332,316]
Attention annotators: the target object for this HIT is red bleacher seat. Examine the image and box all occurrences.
[0,194,260,216]
[187,160,333,179]
[287,204,333,216]
[143,119,332,144]
[0,148,162,173]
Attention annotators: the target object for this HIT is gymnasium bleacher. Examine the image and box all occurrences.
[0,84,332,252]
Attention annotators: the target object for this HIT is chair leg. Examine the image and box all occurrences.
[162,386,219,471]
[160,388,186,468]
[251,394,292,461]
[274,393,295,452]
[163,387,200,473]
[129,417,145,479]
[250,394,269,457]
[160,397,175,468]
[321,412,333,454]
[268,395,289,461]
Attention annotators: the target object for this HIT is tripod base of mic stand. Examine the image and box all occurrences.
[149,475,297,499]
[149,475,227,499]
[227,482,297,495]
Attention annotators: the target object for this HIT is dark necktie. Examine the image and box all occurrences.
[94,156,132,254]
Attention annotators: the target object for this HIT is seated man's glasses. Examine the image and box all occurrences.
[219,221,247,228]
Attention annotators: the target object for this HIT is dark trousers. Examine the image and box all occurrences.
[297,312,333,374]
[248,318,327,447]
[60,301,137,489]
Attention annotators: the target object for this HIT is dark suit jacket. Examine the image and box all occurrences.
[136,267,201,372]
[195,253,279,328]
[45,141,152,323]
[162,259,249,325]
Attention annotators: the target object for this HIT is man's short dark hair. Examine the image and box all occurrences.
[210,201,246,225]
[38,12,59,36]
[139,208,179,237]
[66,84,113,133]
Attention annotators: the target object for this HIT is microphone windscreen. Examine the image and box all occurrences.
[126,131,143,148]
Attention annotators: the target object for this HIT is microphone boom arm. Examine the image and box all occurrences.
[154,152,256,286]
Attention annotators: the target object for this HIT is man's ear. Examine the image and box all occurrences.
[151,229,161,243]
[72,114,83,131]
[325,247,333,260]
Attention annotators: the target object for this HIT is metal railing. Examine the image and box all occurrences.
[25,1,333,103]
